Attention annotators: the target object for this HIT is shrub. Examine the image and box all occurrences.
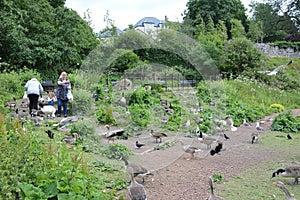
[270,104,285,112]
[96,104,116,125]
[101,143,133,159]
[270,110,300,132]
[70,89,93,115]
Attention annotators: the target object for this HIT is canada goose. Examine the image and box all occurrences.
[251,132,259,144]
[272,165,300,185]
[210,141,223,156]
[150,130,167,143]
[273,181,295,200]
[5,97,17,110]
[243,119,251,126]
[197,131,217,149]
[62,132,78,144]
[120,156,152,184]
[255,122,264,131]
[208,176,224,200]
[178,140,201,160]
[136,141,145,148]
[128,170,147,200]
[45,130,54,139]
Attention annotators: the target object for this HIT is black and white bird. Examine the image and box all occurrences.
[272,165,300,185]
[136,141,145,148]
[251,132,259,144]
[45,130,55,139]
[243,119,251,126]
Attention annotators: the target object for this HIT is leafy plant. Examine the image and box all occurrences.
[70,89,93,116]
[270,103,285,112]
[270,110,300,132]
[212,174,224,182]
[101,143,133,159]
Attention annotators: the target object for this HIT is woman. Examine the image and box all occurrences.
[25,77,43,115]
[56,72,71,117]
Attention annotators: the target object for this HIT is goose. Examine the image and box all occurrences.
[120,156,152,184]
[128,170,147,200]
[136,141,145,148]
[197,131,217,149]
[45,130,54,139]
[208,176,224,200]
[40,104,56,118]
[18,109,30,120]
[62,132,78,144]
[178,140,201,160]
[5,97,17,110]
[243,119,251,126]
[273,181,295,200]
[272,165,300,185]
[150,130,167,143]
[251,132,259,144]
[255,122,264,132]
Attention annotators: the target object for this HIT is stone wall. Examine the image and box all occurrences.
[255,43,300,58]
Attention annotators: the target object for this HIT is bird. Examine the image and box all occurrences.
[150,130,168,143]
[242,119,251,126]
[178,140,202,160]
[181,119,191,127]
[161,111,168,124]
[62,132,78,144]
[225,117,237,131]
[45,130,54,139]
[267,60,293,76]
[197,131,217,149]
[272,165,300,185]
[208,176,224,200]
[10,108,19,119]
[128,170,147,200]
[251,132,259,144]
[223,133,230,140]
[5,97,17,110]
[287,134,292,140]
[136,141,145,149]
[53,117,74,128]
[120,156,152,184]
[272,181,295,200]
[118,92,126,106]
[210,141,223,156]
[255,122,264,132]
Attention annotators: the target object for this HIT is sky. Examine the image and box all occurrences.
[65,0,256,33]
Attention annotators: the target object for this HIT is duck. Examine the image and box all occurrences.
[136,141,145,149]
[150,130,168,143]
[128,170,147,200]
[255,122,264,131]
[208,176,224,200]
[251,132,259,144]
[178,140,201,160]
[273,181,295,200]
[272,165,300,185]
[120,156,152,184]
[62,132,78,144]
[5,97,17,110]
[243,119,251,126]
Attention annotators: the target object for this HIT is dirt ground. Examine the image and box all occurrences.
[100,109,300,200]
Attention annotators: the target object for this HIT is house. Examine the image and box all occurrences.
[98,28,124,39]
[133,17,167,34]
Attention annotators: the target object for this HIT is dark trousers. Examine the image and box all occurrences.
[57,98,68,116]
[28,94,39,114]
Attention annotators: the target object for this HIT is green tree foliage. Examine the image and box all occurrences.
[0,0,98,79]
[183,0,248,38]
[230,19,246,38]
[220,37,265,78]
[247,20,263,43]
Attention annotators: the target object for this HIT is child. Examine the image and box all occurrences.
[47,91,56,106]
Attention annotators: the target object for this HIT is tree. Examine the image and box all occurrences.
[183,0,248,38]
[0,0,98,79]
[230,19,246,38]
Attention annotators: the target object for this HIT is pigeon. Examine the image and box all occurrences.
[136,141,145,148]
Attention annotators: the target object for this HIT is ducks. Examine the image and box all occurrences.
[150,130,168,143]
[178,140,201,160]
[273,181,295,200]
[272,165,300,185]
[120,156,152,184]
[128,170,147,200]
[208,176,224,200]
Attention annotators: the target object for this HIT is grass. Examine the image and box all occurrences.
[219,131,300,199]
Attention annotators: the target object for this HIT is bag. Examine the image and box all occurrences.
[67,90,73,102]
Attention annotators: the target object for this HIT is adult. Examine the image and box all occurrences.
[25,77,43,115]
[56,72,71,117]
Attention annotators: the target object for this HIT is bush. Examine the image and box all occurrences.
[96,104,116,125]
[129,104,150,127]
[101,143,133,159]
[270,104,285,112]
[270,111,300,133]
[70,89,93,115]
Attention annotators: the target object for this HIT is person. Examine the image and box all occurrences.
[47,91,55,106]
[25,77,43,115]
[56,72,71,117]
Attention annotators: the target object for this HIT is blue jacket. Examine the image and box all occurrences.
[25,78,43,95]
